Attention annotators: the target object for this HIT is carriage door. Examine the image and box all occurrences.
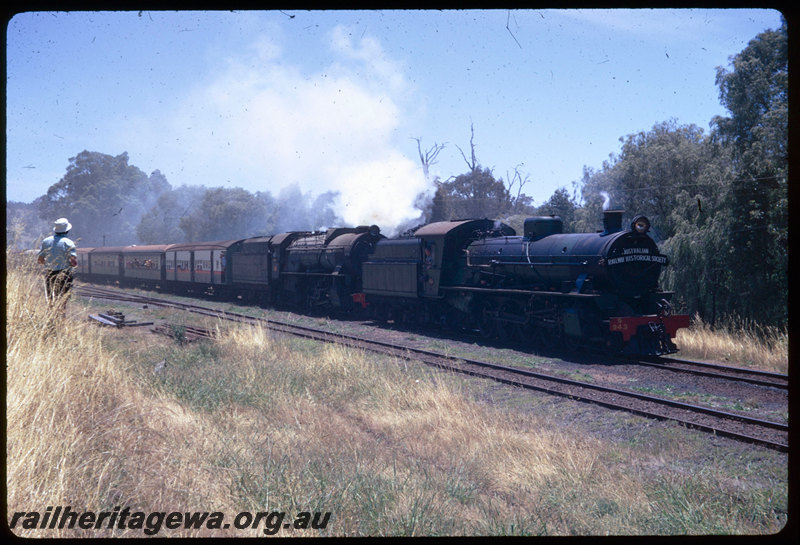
[212,250,226,285]
[195,250,212,284]
[176,251,192,283]
[166,252,176,282]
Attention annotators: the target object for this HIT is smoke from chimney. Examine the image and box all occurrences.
[600,191,611,211]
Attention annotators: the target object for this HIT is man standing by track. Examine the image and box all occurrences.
[38,217,78,316]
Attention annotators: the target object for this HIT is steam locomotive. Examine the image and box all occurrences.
[75,211,689,356]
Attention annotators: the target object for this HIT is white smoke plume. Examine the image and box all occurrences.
[600,191,611,211]
[135,25,432,238]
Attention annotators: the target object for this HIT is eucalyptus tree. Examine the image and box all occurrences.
[37,150,171,246]
[710,20,788,326]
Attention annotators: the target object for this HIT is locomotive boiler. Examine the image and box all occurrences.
[281,225,384,309]
[465,211,666,298]
[462,210,687,354]
[361,211,688,355]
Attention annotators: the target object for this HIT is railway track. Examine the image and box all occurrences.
[75,284,789,452]
[632,356,789,390]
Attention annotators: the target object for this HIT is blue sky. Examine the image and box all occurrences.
[6,9,784,231]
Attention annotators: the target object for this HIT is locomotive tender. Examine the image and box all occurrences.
[74,211,689,356]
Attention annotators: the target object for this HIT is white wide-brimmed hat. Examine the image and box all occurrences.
[54,218,72,234]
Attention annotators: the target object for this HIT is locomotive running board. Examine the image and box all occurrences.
[440,286,599,298]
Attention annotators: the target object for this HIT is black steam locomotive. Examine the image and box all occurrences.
[75,211,689,356]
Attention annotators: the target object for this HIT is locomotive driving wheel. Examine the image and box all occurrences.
[527,308,563,352]
[476,299,496,339]
[496,300,525,342]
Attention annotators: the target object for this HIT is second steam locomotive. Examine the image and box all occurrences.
[76,210,689,356]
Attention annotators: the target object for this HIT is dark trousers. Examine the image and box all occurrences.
[44,269,74,312]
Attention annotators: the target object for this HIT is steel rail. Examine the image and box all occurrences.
[74,285,789,451]
[631,358,788,389]
[654,355,788,379]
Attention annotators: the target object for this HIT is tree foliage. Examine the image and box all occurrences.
[425,125,534,224]
[33,150,344,247]
[136,185,208,244]
[267,183,341,235]
[709,20,788,326]
[37,151,171,246]
[576,120,712,240]
[7,199,51,249]
[658,138,736,325]
[429,167,513,222]
[534,187,578,232]
[176,187,269,242]
[577,22,787,327]
[135,182,342,244]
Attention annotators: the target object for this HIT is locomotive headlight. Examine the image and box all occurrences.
[632,215,650,234]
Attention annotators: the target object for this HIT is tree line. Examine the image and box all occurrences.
[10,150,341,248]
[7,21,786,328]
[413,21,787,328]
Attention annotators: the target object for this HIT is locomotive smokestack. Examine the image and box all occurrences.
[603,210,624,234]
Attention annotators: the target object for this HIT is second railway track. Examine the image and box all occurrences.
[632,356,788,390]
[75,284,789,452]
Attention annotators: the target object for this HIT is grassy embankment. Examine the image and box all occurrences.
[6,253,787,536]
[675,316,788,374]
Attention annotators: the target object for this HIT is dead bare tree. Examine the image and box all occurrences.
[413,137,446,184]
[456,123,479,173]
[506,164,531,205]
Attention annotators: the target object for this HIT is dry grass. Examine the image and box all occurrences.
[6,255,787,536]
[675,314,788,374]
[6,259,246,537]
